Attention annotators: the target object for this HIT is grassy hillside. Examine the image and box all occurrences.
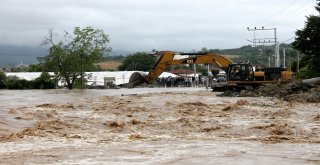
[212,44,298,67]
[97,60,122,71]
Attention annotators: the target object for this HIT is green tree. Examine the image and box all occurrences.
[28,64,43,72]
[118,52,157,71]
[292,1,320,78]
[201,47,208,53]
[39,27,111,89]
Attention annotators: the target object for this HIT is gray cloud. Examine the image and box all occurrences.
[0,0,317,51]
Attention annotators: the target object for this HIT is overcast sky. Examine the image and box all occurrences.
[0,0,318,52]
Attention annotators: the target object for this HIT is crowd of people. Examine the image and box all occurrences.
[155,75,225,88]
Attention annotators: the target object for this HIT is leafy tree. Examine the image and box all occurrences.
[118,52,157,71]
[200,68,209,76]
[39,27,111,89]
[201,47,208,53]
[28,64,43,72]
[292,1,320,78]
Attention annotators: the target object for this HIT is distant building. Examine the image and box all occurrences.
[6,71,177,87]
[15,61,29,68]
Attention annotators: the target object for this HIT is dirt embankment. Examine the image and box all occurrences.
[222,80,320,103]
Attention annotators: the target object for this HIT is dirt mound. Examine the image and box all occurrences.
[221,80,320,103]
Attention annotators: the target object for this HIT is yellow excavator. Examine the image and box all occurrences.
[127,51,293,90]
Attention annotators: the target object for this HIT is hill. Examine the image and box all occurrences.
[211,44,298,67]
[0,44,297,68]
[0,45,47,66]
[97,60,122,71]
[0,45,132,67]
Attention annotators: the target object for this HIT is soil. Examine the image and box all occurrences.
[221,81,320,103]
[0,89,319,164]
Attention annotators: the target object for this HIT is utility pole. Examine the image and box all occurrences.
[274,28,280,67]
[297,51,300,73]
[192,50,196,77]
[206,64,210,89]
[247,27,280,67]
[258,49,263,65]
[283,49,286,68]
[80,54,83,90]
[288,52,291,71]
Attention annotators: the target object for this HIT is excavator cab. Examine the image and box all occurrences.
[227,64,254,81]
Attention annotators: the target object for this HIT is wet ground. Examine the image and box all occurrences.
[0,88,319,164]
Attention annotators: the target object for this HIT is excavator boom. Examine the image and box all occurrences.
[128,51,233,88]
[128,50,293,89]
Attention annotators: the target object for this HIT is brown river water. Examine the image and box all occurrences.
[0,88,319,164]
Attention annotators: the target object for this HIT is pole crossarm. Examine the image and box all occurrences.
[247,26,280,67]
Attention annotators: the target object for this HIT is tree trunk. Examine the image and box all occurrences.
[67,83,73,89]
[64,76,73,89]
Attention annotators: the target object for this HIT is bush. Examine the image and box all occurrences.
[5,73,56,89]
[33,72,57,89]
[297,65,320,79]
[73,77,88,89]
[6,76,32,89]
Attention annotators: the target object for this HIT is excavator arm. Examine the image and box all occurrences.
[128,51,233,88]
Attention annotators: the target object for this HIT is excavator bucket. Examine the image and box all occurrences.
[127,72,148,88]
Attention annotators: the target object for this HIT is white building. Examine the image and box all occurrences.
[6,71,177,86]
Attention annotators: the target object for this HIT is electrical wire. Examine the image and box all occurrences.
[271,0,315,26]
[281,36,295,43]
[256,0,300,26]
[253,0,315,44]
[271,1,312,26]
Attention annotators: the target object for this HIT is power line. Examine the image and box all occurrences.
[281,36,295,43]
[272,0,315,26]
[256,0,300,26]
[258,0,314,26]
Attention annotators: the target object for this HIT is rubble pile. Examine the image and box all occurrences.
[221,79,320,103]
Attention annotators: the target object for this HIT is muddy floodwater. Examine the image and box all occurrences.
[0,88,319,164]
